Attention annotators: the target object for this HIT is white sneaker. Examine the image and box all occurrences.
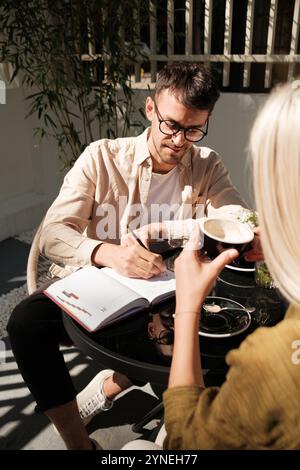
[77,369,114,426]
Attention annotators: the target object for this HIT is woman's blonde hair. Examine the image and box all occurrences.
[250,80,300,305]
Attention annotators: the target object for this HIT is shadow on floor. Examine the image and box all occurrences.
[0,239,30,295]
[0,338,162,450]
[88,389,161,430]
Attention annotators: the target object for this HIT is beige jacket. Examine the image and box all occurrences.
[40,129,247,278]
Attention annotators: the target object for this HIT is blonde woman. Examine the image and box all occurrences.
[163,81,300,450]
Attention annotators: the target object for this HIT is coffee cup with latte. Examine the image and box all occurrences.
[198,217,254,260]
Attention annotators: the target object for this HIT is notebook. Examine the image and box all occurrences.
[44,266,175,332]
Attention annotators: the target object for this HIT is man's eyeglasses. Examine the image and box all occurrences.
[154,99,209,143]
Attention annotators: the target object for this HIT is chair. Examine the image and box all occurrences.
[26,222,165,432]
[26,220,52,294]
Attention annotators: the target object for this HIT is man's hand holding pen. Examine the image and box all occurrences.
[92,225,166,279]
[119,225,166,278]
[127,226,150,250]
[121,222,164,250]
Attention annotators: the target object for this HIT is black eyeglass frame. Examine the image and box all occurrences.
[153,99,209,143]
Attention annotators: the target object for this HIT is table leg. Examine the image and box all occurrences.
[131,402,164,434]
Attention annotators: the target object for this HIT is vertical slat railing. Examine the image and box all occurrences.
[167,0,174,56]
[185,0,194,56]
[150,0,157,82]
[243,0,255,87]
[104,0,300,87]
[265,0,278,89]
[87,19,95,57]
[133,7,141,82]
[223,0,233,87]
[204,0,213,63]
[102,7,109,80]
[288,0,300,82]
[87,17,96,82]
[119,3,125,72]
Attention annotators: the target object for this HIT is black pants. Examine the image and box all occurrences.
[7,290,78,412]
[8,288,145,413]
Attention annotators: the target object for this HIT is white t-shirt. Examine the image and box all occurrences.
[144,167,182,224]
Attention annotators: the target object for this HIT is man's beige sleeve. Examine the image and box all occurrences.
[39,146,102,268]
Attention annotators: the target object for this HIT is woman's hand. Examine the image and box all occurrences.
[174,227,239,313]
[169,227,238,389]
[244,226,264,262]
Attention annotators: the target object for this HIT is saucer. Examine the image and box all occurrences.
[199,296,251,338]
[225,257,255,272]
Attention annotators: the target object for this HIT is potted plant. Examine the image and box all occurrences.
[0,0,148,167]
[239,211,276,288]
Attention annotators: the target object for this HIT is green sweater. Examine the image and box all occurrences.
[163,304,300,450]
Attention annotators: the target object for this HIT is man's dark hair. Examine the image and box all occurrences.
[155,62,220,112]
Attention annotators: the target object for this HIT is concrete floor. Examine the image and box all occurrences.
[0,237,162,450]
[0,339,161,450]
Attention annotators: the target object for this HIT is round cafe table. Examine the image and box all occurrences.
[62,257,287,432]
[62,263,287,388]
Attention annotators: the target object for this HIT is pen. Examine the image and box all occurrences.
[127,226,149,250]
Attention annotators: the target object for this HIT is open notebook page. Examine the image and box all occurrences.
[101,267,176,304]
[44,266,144,331]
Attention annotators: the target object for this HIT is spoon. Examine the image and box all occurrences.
[203,304,255,314]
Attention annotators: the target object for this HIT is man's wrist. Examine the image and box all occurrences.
[91,242,114,267]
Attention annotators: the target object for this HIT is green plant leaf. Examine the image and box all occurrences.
[0,0,150,167]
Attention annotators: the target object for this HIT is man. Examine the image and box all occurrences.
[8,62,249,450]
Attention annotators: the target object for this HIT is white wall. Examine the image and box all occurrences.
[0,87,65,240]
[205,93,267,207]
[0,86,267,241]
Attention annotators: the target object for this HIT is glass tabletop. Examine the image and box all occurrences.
[63,251,287,387]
